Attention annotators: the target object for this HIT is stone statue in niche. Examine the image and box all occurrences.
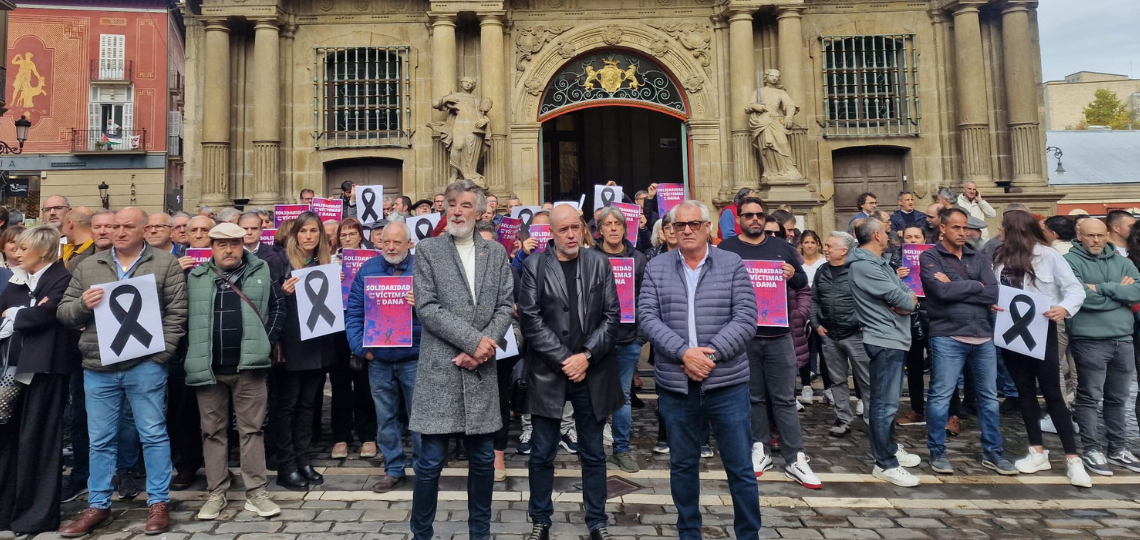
[747,69,803,183]
[430,77,493,182]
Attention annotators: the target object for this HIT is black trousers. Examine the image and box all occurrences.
[270,368,324,474]
[330,356,376,444]
[906,338,927,415]
[167,373,203,475]
[0,373,68,534]
[494,356,520,451]
[1005,322,1077,454]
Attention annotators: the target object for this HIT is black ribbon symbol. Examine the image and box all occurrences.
[1002,294,1037,350]
[414,219,432,241]
[360,188,380,223]
[601,187,616,207]
[304,271,337,332]
[518,209,534,227]
[109,286,154,355]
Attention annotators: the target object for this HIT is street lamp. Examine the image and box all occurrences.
[98,181,110,209]
[0,115,31,155]
[1046,146,1065,175]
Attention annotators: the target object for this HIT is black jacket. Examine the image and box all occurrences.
[810,263,862,341]
[592,240,646,345]
[279,258,340,372]
[518,245,622,421]
[0,262,81,375]
[918,242,999,338]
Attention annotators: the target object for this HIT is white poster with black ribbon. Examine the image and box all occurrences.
[93,274,166,366]
[292,264,345,341]
[594,184,623,211]
[406,214,442,246]
[510,206,543,228]
[355,185,385,228]
[994,285,1051,361]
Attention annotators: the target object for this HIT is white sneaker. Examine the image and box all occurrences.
[873,465,920,487]
[602,423,613,447]
[1015,447,1051,474]
[823,388,834,405]
[1067,456,1093,488]
[895,445,921,468]
[752,442,772,477]
[1040,415,1057,434]
[856,399,865,416]
[800,385,814,404]
[785,452,822,489]
[796,400,805,412]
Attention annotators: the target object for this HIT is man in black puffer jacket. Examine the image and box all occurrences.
[810,231,871,437]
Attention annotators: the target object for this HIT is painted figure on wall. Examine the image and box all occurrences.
[10,52,47,110]
[747,69,803,183]
[430,77,492,183]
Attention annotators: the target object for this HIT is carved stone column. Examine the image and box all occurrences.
[251,18,281,206]
[952,4,992,184]
[480,13,508,194]
[430,13,457,194]
[1002,2,1044,187]
[728,9,759,193]
[200,18,233,206]
[776,7,810,191]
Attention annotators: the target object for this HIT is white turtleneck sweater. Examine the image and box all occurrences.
[453,232,477,301]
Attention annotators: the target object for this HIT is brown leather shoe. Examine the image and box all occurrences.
[144,503,169,535]
[59,508,112,538]
[370,474,404,493]
[170,470,196,491]
[946,416,961,437]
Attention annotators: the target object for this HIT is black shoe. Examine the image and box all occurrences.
[525,522,551,540]
[276,470,310,491]
[299,464,324,485]
[60,479,88,504]
[454,440,468,461]
[630,393,645,409]
[1000,397,1020,414]
[115,472,140,500]
[589,527,615,540]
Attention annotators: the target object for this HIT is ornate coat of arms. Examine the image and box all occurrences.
[582,59,641,93]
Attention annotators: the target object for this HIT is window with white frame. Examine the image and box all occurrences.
[314,46,411,148]
[86,86,138,150]
[99,34,126,80]
[820,35,920,137]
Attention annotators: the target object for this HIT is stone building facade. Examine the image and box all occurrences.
[181,0,1056,231]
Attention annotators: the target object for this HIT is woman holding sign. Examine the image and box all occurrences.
[993,210,1090,487]
[273,212,339,491]
[329,217,378,460]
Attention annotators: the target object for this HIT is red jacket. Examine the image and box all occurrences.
[718,205,742,240]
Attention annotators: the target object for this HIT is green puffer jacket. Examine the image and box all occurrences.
[57,246,188,372]
[184,254,273,386]
[1064,241,1140,341]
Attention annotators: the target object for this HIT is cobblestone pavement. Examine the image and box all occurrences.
[13,374,1140,540]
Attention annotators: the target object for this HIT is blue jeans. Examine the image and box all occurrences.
[367,360,421,478]
[864,344,905,470]
[68,372,141,482]
[529,381,608,531]
[84,362,172,509]
[659,382,761,540]
[610,343,641,454]
[995,349,1019,398]
[925,337,1004,461]
[411,432,494,540]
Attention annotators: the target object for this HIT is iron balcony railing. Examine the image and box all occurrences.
[314,45,413,148]
[820,34,920,137]
[71,128,146,152]
[90,59,133,82]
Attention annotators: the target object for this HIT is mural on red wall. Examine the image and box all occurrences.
[2,7,169,153]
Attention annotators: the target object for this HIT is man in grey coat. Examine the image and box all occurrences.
[408,180,515,540]
[639,201,762,540]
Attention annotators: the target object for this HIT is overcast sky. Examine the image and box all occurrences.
[1037,0,1140,81]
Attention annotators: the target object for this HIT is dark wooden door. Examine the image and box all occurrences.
[832,148,906,228]
[325,158,402,199]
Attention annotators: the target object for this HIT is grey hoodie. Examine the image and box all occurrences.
[848,246,917,351]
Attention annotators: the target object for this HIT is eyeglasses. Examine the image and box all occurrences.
[763,230,780,237]
[42,205,68,213]
[144,224,171,231]
[740,212,764,220]
[673,221,707,232]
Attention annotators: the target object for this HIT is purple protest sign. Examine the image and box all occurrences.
[341,248,382,304]
[743,260,789,327]
[363,276,413,347]
[273,204,309,227]
[311,197,343,223]
[530,224,552,253]
[498,217,522,254]
[185,248,212,268]
[656,183,685,215]
[902,244,934,297]
[609,258,636,323]
[260,229,277,246]
[613,202,641,246]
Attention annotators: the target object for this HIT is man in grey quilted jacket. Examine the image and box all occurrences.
[639,200,762,540]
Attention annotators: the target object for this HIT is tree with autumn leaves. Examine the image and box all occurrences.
[1076,88,1137,130]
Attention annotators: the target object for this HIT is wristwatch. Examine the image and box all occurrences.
[583,349,593,361]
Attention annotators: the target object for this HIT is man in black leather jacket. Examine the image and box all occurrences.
[518,204,622,540]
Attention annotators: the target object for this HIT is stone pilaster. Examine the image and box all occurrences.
[1002,3,1045,186]
[251,19,281,206]
[480,13,508,193]
[200,18,232,206]
[728,9,759,193]
[952,4,992,184]
[430,13,457,194]
[776,8,805,121]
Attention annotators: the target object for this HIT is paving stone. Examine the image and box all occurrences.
[282,523,333,533]
[779,529,825,539]
[895,518,946,529]
[849,517,896,529]
[1047,519,1106,528]
[1096,529,1140,538]
[877,530,931,539]
[315,510,365,521]
[215,522,283,534]
[822,530,882,540]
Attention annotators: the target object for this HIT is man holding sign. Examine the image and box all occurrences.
[718,196,818,489]
[57,207,187,536]
[345,222,422,494]
[918,208,1015,477]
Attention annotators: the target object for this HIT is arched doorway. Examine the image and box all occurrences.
[538,50,690,206]
[324,157,401,198]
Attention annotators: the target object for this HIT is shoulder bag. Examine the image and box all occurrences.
[209,266,284,367]
[0,334,23,424]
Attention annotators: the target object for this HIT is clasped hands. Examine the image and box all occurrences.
[451,336,499,371]
[682,347,717,382]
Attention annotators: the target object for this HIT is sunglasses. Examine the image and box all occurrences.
[672,221,707,232]
[740,212,764,220]
[764,230,786,239]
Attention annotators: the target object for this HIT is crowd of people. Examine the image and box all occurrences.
[0,179,1136,540]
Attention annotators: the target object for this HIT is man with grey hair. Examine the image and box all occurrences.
[956,181,996,241]
[214,207,241,225]
[172,212,192,246]
[42,194,72,227]
[640,200,762,539]
[346,221,421,494]
[145,212,184,257]
[198,205,215,219]
[811,231,871,438]
[408,180,515,540]
[937,188,955,208]
[717,187,756,241]
[848,217,922,487]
